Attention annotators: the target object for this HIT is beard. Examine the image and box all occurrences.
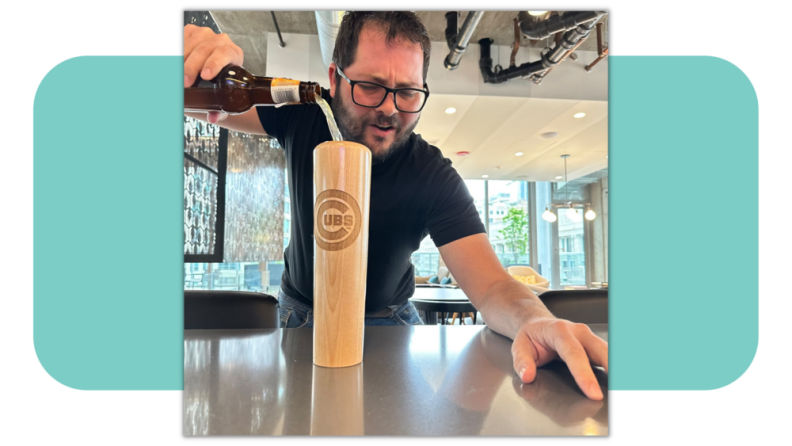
[331,87,419,164]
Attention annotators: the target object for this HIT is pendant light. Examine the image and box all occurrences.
[585,206,597,221]
[561,155,579,222]
[566,205,582,222]
[544,154,597,223]
[542,206,557,222]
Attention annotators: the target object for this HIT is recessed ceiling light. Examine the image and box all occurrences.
[482,175,489,178]
[541,131,558,139]
[515,152,524,156]
[445,107,457,114]
[555,176,563,180]
[574,112,586,118]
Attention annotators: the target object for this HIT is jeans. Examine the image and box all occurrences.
[277,290,425,328]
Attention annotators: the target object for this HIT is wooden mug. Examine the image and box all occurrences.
[313,140,371,367]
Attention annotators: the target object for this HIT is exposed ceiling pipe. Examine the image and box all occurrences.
[478,11,606,84]
[529,16,602,84]
[585,23,609,72]
[532,35,587,83]
[444,11,485,70]
[479,38,546,83]
[444,12,458,54]
[517,10,605,40]
[509,17,520,68]
[315,11,346,71]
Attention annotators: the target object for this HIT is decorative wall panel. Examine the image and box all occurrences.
[184,116,225,262]
[184,116,220,171]
[184,158,218,256]
[224,132,285,262]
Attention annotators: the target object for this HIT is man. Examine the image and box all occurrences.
[184,11,608,400]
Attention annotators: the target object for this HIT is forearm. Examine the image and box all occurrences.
[185,111,210,122]
[475,278,555,340]
[184,109,266,134]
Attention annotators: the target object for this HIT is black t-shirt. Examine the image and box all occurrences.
[257,89,486,312]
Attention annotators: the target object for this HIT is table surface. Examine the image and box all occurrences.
[410,286,470,302]
[184,324,608,436]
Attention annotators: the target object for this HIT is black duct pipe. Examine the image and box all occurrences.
[479,11,606,84]
[517,11,605,40]
[479,38,546,84]
[445,12,458,52]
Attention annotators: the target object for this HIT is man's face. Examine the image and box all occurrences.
[329,25,424,163]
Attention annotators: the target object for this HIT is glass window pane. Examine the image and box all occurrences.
[487,180,530,268]
[184,262,276,293]
[463,179,486,227]
[558,206,586,286]
[534,182,555,285]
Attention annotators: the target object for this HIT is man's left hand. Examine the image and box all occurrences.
[511,317,608,400]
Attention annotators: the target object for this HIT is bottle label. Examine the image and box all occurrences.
[271,78,301,103]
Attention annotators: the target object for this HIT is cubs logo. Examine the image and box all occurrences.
[314,189,362,251]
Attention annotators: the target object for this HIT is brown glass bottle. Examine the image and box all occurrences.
[184,65,322,114]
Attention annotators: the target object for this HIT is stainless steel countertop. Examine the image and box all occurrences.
[184,325,608,436]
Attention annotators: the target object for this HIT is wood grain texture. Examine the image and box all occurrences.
[313,141,371,367]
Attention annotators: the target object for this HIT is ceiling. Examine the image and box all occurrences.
[205,11,609,182]
[415,95,608,182]
[210,11,609,84]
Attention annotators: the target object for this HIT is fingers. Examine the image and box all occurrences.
[184,25,214,85]
[551,326,603,400]
[576,325,608,373]
[184,43,212,87]
[183,24,202,60]
[206,111,228,124]
[511,331,538,384]
[201,44,243,80]
[183,27,244,88]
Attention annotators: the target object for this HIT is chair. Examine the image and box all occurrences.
[184,290,280,329]
[538,289,608,324]
[415,266,458,287]
[507,265,550,288]
[410,299,478,325]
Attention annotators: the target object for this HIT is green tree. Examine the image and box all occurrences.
[498,208,529,264]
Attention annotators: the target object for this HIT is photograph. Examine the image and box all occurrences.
[182,9,609,436]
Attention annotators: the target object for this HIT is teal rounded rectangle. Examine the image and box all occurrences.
[34,56,184,390]
[609,56,758,390]
[33,56,757,390]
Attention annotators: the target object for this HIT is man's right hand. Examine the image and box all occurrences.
[184,24,244,89]
[183,25,266,133]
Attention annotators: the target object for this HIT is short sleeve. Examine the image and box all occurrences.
[425,162,486,247]
[256,104,293,148]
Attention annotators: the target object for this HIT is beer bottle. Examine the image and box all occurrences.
[184,65,322,114]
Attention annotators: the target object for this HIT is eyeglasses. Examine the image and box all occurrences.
[336,67,430,113]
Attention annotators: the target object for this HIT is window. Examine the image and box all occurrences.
[487,180,530,268]
[184,154,292,296]
[411,236,441,277]
[557,199,586,287]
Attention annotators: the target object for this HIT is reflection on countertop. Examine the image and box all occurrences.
[183,325,608,436]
